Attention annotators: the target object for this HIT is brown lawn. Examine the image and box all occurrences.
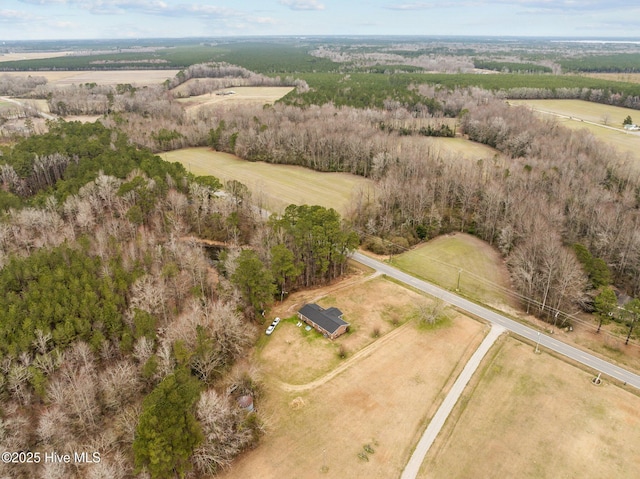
[261,276,430,385]
[0,70,178,86]
[420,336,640,479]
[221,314,485,479]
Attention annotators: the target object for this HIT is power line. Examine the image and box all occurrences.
[354,229,640,349]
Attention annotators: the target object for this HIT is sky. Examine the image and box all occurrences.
[1,0,640,41]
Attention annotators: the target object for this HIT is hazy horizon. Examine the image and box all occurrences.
[2,1,640,41]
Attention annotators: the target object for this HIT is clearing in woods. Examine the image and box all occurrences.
[219,274,486,479]
[175,85,295,112]
[413,136,500,161]
[160,147,373,215]
[420,336,640,479]
[390,233,516,310]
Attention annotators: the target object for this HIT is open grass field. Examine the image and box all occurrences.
[220,278,485,479]
[509,99,640,165]
[160,147,373,214]
[176,86,295,112]
[552,119,640,164]
[509,99,640,129]
[0,70,178,86]
[0,52,72,63]
[390,233,516,310]
[0,99,13,111]
[420,336,640,479]
[419,137,500,161]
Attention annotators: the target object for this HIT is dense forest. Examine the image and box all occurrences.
[0,122,355,478]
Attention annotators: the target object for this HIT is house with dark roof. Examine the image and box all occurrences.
[298,303,349,339]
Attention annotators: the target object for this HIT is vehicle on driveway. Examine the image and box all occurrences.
[266,317,281,335]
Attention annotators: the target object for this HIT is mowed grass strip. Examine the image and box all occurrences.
[420,337,640,479]
[220,315,485,479]
[161,147,373,214]
[391,233,515,308]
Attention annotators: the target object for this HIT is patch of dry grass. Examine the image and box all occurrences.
[391,233,516,310]
[581,72,640,84]
[0,52,72,63]
[420,336,640,479]
[260,276,428,385]
[220,312,485,479]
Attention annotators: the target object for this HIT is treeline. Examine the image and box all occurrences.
[349,98,640,318]
[0,121,187,203]
[166,62,306,92]
[0,74,47,96]
[275,71,640,111]
[559,53,640,73]
[228,204,358,317]
[473,60,552,74]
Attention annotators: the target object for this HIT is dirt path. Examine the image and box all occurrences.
[276,317,411,393]
[400,324,505,479]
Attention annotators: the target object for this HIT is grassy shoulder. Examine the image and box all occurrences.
[420,336,640,479]
[390,233,516,310]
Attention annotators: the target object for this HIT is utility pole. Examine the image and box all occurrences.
[535,331,541,354]
[625,319,635,345]
[456,269,462,291]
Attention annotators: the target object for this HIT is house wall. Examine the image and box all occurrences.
[330,324,349,339]
[298,312,326,337]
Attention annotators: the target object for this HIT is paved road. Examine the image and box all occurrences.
[400,324,505,479]
[352,252,640,390]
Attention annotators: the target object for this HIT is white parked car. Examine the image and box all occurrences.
[266,317,281,335]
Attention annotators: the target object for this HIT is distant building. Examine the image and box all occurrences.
[298,303,349,339]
